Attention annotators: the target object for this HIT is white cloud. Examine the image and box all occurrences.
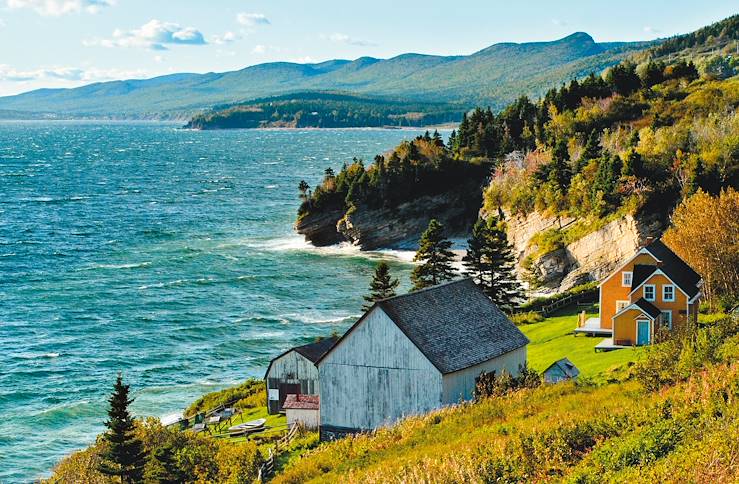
[0,64,146,82]
[212,31,239,45]
[85,19,207,50]
[551,18,568,27]
[325,33,376,47]
[236,12,270,26]
[6,0,114,16]
[252,44,266,54]
[643,26,662,35]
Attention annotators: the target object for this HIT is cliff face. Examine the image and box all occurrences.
[295,181,484,250]
[504,210,664,293]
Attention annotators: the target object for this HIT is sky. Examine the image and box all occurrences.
[0,0,736,96]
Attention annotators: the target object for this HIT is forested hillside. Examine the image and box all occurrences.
[296,15,739,259]
[184,93,462,129]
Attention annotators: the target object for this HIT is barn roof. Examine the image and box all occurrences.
[264,336,339,379]
[318,278,529,374]
[283,394,320,410]
[544,357,580,379]
[294,336,339,363]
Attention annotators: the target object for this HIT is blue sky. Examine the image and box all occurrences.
[0,0,735,96]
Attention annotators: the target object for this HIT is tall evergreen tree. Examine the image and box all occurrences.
[99,374,145,483]
[463,217,522,311]
[363,261,399,311]
[411,219,457,290]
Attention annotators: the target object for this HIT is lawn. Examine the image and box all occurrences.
[208,405,287,443]
[520,305,645,380]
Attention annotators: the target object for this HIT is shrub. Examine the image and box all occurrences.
[511,311,545,325]
[474,365,541,400]
[185,379,264,416]
[634,316,737,390]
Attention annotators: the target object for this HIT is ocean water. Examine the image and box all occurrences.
[0,122,430,482]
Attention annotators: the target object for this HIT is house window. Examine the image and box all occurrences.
[644,285,656,301]
[622,272,633,287]
[663,285,675,302]
[661,311,673,329]
[616,300,629,312]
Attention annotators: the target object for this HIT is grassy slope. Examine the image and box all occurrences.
[273,361,738,483]
[521,306,644,380]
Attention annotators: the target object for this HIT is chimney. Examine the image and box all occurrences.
[641,236,654,248]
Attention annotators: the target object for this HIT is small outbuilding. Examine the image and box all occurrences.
[543,357,580,383]
[264,336,337,415]
[283,394,320,429]
[317,278,530,441]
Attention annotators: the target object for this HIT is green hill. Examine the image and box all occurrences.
[184,92,464,129]
[0,33,649,118]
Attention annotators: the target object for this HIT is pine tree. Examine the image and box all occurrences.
[99,374,145,483]
[411,219,457,290]
[485,218,523,311]
[463,217,522,310]
[462,218,491,287]
[362,261,399,311]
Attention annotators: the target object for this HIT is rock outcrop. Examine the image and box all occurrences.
[504,210,665,293]
[294,206,347,247]
[296,181,484,250]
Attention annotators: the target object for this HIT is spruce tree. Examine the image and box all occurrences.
[462,218,491,287]
[99,374,145,483]
[411,219,457,290]
[463,217,522,311]
[362,261,400,311]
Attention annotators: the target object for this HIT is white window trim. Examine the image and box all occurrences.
[663,284,675,302]
[616,300,630,311]
[622,271,633,287]
[661,310,673,329]
[644,284,656,302]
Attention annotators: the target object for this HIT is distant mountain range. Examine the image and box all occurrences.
[0,33,652,119]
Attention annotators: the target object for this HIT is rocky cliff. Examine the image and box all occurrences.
[295,180,483,250]
[504,210,665,294]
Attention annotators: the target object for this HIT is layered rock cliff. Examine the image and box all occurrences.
[504,210,665,294]
[295,180,484,250]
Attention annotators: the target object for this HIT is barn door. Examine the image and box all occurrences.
[278,383,301,411]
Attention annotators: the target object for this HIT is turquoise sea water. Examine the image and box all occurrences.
[0,122,428,482]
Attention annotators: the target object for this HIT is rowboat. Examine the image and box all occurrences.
[228,418,267,435]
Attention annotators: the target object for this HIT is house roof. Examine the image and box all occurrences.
[318,278,529,374]
[544,357,580,378]
[264,336,339,379]
[632,298,663,319]
[282,394,319,410]
[643,239,701,298]
[631,264,658,290]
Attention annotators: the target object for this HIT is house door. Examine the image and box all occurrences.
[636,320,650,346]
[278,383,301,411]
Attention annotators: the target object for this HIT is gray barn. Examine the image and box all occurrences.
[316,278,529,440]
[264,336,337,415]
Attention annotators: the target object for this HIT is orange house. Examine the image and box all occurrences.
[578,239,702,347]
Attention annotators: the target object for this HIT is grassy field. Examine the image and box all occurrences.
[520,305,645,380]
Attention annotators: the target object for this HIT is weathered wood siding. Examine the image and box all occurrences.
[286,408,320,430]
[265,351,318,414]
[319,307,442,433]
[441,346,527,403]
